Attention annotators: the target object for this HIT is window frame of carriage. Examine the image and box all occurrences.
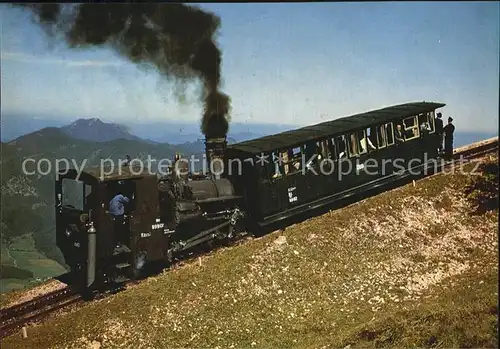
[264,117,413,179]
[402,115,421,141]
[346,130,363,157]
[268,135,341,179]
[268,145,305,179]
[376,122,396,149]
[313,137,338,163]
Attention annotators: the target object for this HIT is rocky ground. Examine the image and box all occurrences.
[1,279,68,308]
[2,155,498,349]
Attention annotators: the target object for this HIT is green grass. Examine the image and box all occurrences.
[0,234,67,294]
[2,158,498,349]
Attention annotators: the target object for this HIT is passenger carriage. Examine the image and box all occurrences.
[225,102,445,227]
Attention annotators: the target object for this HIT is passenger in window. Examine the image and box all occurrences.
[360,134,376,152]
[435,112,444,153]
[420,121,431,136]
[350,134,358,155]
[444,117,455,160]
[395,124,405,145]
[282,151,290,175]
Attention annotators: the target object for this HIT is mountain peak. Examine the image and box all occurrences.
[61,118,141,143]
[68,118,104,128]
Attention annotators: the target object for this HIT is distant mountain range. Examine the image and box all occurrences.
[1,113,296,144]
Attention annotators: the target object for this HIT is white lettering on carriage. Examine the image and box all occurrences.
[141,232,152,238]
[288,187,298,203]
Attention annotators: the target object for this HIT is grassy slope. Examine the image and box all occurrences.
[2,159,498,349]
[0,234,67,293]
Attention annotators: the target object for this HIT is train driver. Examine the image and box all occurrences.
[109,190,131,254]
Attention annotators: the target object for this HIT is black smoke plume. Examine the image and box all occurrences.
[16,3,230,137]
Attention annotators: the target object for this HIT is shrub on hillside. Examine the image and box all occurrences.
[464,157,499,214]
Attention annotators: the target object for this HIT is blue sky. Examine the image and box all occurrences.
[1,2,498,132]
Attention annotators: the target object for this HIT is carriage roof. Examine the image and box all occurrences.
[227,101,445,155]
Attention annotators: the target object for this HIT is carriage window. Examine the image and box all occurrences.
[427,111,435,133]
[304,141,317,159]
[304,141,320,168]
[417,113,427,127]
[377,125,387,149]
[417,113,432,136]
[348,131,366,157]
[403,116,420,141]
[276,147,302,175]
[61,179,84,211]
[337,135,347,159]
[279,150,290,175]
[361,127,377,153]
[312,140,328,165]
[329,138,338,160]
[271,152,281,178]
[316,140,329,161]
[385,123,395,146]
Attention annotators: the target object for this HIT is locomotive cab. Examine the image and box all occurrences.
[56,167,174,293]
[56,160,245,297]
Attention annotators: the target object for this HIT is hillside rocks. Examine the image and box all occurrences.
[0,176,38,197]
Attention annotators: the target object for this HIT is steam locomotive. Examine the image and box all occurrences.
[55,102,446,297]
[56,136,244,295]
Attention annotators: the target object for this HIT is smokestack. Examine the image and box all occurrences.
[205,135,227,179]
[204,111,227,179]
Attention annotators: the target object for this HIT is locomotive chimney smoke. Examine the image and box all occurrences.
[16,3,231,138]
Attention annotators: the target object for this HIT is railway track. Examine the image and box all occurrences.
[0,287,80,339]
[453,137,498,160]
[0,137,497,340]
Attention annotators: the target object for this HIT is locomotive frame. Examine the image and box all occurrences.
[55,101,445,296]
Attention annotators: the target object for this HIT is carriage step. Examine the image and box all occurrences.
[115,263,131,269]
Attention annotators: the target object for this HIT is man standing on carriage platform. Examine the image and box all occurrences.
[444,117,455,160]
[435,112,444,154]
